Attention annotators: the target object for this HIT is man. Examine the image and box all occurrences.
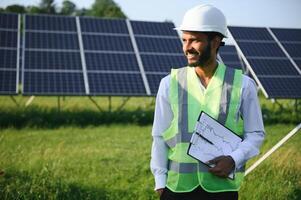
[150,4,265,200]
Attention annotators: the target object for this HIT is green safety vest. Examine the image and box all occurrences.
[163,64,244,193]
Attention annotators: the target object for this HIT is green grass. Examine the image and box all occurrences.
[0,125,157,200]
[0,124,300,199]
[240,124,301,200]
[0,96,300,199]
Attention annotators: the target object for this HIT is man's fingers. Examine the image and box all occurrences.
[208,156,224,164]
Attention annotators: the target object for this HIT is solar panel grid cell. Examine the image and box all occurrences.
[281,43,301,58]
[219,54,241,63]
[237,42,286,57]
[23,72,85,95]
[0,49,17,69]
[0,13,18,29]
[0,71,17,94]
[80,18,128,33]
[25,51,82,70]
[228,27,274,41]
[146,73,167,94]
[25,15,77,31]
[248,59,299,75]
[82,35,133,51]
[259,77,301,98]
[25,32,79,49]
[271,28,301,42]
[85,53,139,71]
[141,54,186,72]
[0,31,18,47]
[88,73,146,95]
[131,21,178,36]
[135,37,182,53]
[0,13,18,95]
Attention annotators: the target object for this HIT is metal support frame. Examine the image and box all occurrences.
[108,96,112,112]
[10,96,19,107]
[116,97,131,111]
[245,123,301,176]
[57,96,61,112]
[126,19,151,96]
[76,16,90,95]
[88,96,104,112]
[25,96,35,107]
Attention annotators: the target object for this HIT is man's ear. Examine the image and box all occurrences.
[211,36,222,50]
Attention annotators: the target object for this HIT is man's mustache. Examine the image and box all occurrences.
[185,49,201,56]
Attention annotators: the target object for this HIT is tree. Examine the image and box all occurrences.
[61,0,76,15]
[39,0,56,14]
[89,0,126,18]
[27,6,43,14]
[5,4,26,13]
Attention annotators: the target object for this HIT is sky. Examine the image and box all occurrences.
[1,0,300,29]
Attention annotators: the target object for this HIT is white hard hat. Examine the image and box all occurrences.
[175,4,228,38]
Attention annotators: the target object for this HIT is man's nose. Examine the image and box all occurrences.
[183,41,192,52]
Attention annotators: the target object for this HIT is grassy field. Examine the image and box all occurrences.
[0,96,300,199]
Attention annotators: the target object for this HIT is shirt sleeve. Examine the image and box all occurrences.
[229,76,265,170]
[150,75,173,190]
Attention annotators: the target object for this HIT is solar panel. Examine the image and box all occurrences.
[247,59,298,75]
[88,73,146,95]
[22,14,186,96]
[80,17,128,33]
[82,35,133,51]
[23,14,86,95]
[140,54,186,72]
[218,45,243,69]
[0,13,18,29]
[229,26,301,99]
[26,14,77,31]
[25,32,79,49]
[294,59,301,70]
[271,27,301,76]
[281,43,301,57]
[80,18,147,95]
[23,72,85,95]
[135,37,183,53]
[131,20,185,95]
[131,21,178,36]
[146,73,167,94]
[25,51,82,70]
[0,13,19,95]
[236,42,286,57]
[85,52,139,71]
[259,77,301,99]
[270,28,301,42]
[0,71,17,94]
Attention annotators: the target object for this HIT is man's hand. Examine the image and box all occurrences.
[156,188,164,197]
[208,156,235,178]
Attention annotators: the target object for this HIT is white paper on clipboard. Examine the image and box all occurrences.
[187,112,243,179]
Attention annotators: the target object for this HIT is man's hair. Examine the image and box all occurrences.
[205,32,225,53]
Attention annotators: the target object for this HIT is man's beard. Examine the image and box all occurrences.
[187,43,211,68]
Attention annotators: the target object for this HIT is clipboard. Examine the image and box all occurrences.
[187,111,243,179]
